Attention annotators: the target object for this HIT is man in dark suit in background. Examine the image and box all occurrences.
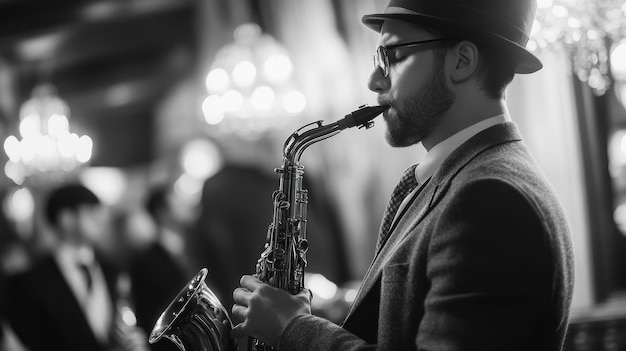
[6,183,148,351]
[191,162,350,310]
[128,185,194,351]
[231,0,575,350]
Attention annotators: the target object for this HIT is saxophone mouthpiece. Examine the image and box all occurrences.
[337,104,390,130]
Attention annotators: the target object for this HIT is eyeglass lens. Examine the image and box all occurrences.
[373,38,453,78]
[374,47,389,77]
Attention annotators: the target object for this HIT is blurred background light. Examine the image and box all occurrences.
[531,0,626,95]
[222,90,244,112]
[174,173,203,198]
[611,40,626,79]
[206,68,230,92]
[232,60,256,88]
[3,84,93,187]
[610,39,626,109]
[251,86,275,110]
[180,138,222,180]
[283,90,306,114]
[201,22,306,138]
[5,187,35,223]
[202,95,225,125]
[47,114,69,138]
[343,288,358,303]
[79,167,127,206]
[263,54,293,84]
[4,135,20,162]
[306,273,338,300]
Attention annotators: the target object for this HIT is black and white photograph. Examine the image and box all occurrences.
[0,1,624,350]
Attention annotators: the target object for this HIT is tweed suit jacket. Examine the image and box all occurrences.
[279,122,575,351]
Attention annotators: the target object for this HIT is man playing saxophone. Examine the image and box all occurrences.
[231,0,574,350]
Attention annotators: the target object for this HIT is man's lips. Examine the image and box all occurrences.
[377,98,392,109]
[377,98,391,106]
[378,101,392,118]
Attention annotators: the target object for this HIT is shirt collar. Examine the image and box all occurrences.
[56,243,95,267]
[415,114,511,184]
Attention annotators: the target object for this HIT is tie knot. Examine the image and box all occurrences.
[397,164,419,192]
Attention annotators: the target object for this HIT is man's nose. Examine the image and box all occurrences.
[368,66,389,93]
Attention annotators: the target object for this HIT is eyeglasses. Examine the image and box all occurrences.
[374,38,454,77]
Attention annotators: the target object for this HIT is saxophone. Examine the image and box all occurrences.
[149,104,388,351]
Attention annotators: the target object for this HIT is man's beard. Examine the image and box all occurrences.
[385,61,455,147]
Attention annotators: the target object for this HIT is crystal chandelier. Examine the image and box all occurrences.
[529,0,626,95]
[202,23,306,139]
[3,84,93,186]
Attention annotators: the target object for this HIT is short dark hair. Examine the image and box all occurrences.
[432,41,515,99]
[425,23,516,99]
[45,183,100,227]
[472,39,516,99]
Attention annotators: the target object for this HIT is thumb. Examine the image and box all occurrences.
[298,288,313,302]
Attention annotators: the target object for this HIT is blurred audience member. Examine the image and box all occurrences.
[128,185,197,351]
[1,244,31,351]
[0,268,5,348]
[190,162,349,312]
[0,245,29,351]
[5,183,148,351]
[0,189,30,351]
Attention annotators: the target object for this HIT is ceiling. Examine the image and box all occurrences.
[0,0,200,167]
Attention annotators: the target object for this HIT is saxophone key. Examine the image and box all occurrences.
[299,239,309,252]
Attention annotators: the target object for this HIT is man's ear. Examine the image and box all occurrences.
[449,40,479,83]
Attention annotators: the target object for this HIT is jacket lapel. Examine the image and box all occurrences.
[39,257,100,342]
[344,122,523,323]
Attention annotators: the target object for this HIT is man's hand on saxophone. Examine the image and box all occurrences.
[231,274,312,347]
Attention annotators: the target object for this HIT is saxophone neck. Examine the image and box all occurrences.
[282,105,389,164]
[283,121,338,165]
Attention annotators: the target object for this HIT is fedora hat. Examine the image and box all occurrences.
[362,0,542,74]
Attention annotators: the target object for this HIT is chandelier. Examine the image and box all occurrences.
[3,84,93,186]
[529,0,626,95]
[201,23,306,139]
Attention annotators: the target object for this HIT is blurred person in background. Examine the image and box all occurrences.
[231,0,575,350]
[191,160,350,316]
[0,191,12,350]
[127,185,197,351]
[0,266,5,350]
[5,183,148,351]
[0,189,32,351]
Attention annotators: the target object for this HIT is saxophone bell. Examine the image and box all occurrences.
[149,268,236,351]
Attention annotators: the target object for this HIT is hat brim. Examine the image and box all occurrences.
[362,13,542,74]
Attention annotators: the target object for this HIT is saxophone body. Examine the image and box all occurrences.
[149,105,388,351]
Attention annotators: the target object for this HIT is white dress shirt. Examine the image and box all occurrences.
[393,114,512,225]
[55,244,114,343]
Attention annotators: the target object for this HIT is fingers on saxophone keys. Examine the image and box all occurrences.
[233,287,251,306]
[240,274,262,290]
[231,303,247,320]
[231,300,252,338]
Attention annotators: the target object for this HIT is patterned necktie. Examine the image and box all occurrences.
[77,261,93,294]
[376,164,419,253]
